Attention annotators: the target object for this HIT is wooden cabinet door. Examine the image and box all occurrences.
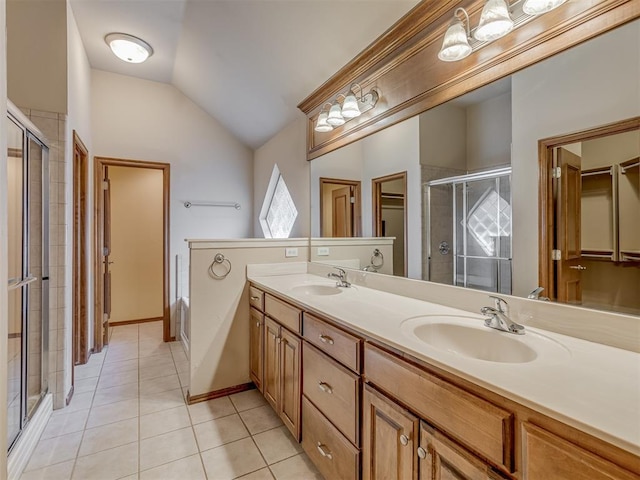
[279,328,301,440]
[419,422,506,480]
[363,385,419,480]
[522,423,639,480]
[263,317,280,411]
[249,308,264,393]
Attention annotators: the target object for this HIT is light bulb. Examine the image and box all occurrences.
[105,33,153,64]
[438,19,472,62]
[474,0,514,42]
[522,0,567,15]
[326,103,345,126]
[341,92,361,118]
[314,111,333,133]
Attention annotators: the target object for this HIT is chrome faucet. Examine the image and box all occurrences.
[480,296,525,335]
[327,267,351,288]
[527,287,550,301]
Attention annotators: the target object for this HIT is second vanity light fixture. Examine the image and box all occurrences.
[438,0,568,62]
[315,83,380,133]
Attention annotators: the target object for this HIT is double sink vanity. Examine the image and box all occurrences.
[246,265,639,480]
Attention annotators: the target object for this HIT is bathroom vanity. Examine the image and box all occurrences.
[247,268,640,480]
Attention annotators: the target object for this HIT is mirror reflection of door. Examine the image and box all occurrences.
[547,122,640,315]
[373,172,407,276]
[319,178,361,237]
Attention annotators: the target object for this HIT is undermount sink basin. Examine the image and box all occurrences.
[400,315,570,364]
[289,284,343,296]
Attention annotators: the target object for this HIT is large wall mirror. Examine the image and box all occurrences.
[309,19,639,315]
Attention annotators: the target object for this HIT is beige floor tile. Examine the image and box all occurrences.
[139,427,198,471]
[41,408,89,440]
[119,475,138,480]
[230,389,267,412]
[65,391,94,413]
[100,359,138,375]
[140,405,191,439]
[193,413,249,451]
[237,468,275,480]
[172,349,188,364]
[74,365,102,380]
[139,387,185,415]
[139,373,180,395]
[188,396,236,425]
[86,398,139,428]
[78,417,138,457]
[139,353,173,369]
[269,454,323,480]
[73,377,99,394]
[104,350,138,364]
[139,454,205,480]
[178,370,189,387]
[139,363,176,381]
[173,360,189,374]
[97,368,139,390]
[139,343,171,358]
[200,437,266,480]
[92,382,138,407]
[24,432,83,471]
[19,459,75,480]
[72,443,138,480]
[239,405,283,435]
[252,426,303,465]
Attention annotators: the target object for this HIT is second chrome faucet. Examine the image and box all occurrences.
[481,295,525,335]
[327,267,351,288]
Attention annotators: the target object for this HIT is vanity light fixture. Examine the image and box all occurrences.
[314,83,380,133]
[522,0,568,15]
[105,33,153,64]
[438,8,472,62]
[474,0,514,41]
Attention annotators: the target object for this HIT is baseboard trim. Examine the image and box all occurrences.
[66,385,74,406]
[7,393,53,480]
[110,317,163,326]
[187,382,255,405]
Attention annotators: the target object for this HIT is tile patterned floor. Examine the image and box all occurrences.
[20,321,323,480]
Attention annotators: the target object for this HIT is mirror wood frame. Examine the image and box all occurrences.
[538,116,640,301]
[298,0,639,160]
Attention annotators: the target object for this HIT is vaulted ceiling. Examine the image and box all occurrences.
[70,0,420,149]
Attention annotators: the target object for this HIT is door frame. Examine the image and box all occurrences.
[538,116,640,300]
[319,177,361,237]
[94,157,172,349]
[72,131,89,376]
[372,171,407,276]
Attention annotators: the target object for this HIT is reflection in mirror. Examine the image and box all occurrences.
[308,19,639,316]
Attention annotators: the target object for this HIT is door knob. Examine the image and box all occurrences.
[569,265,587,270]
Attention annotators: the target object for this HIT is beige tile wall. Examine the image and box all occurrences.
[21,107,69,409]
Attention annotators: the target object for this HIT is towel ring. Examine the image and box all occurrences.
[371,249,384,268]
[209,253,232,280]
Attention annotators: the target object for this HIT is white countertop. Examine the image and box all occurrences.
[248,272,640,456]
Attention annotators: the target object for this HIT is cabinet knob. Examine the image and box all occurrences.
[569,265,587,270]
[318,382,333,394]
[316,442,333,460]
[417,447,428,459]
[400,434,409,446]
[256,321,261,327]
[250,296,260,301]
[276,336,281,344]
[319,334,334,345]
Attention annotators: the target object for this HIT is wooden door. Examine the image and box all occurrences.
[263,317,280,410]
[72,133,88,366]
[556,148,583,304]
[363,385,419,480]
[102,167,112,345]
[332,186,353,237]
[522,423,638,480]
[249,308,264,392]
[279,328,301,440]
[418,422,505,480]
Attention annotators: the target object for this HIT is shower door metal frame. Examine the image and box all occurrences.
[425,167,512,293]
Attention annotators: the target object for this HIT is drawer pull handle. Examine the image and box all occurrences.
[417,447,428,459]
[318,382,333,394]
[319,334,334,345]
[400,434,409,446]
[316,442,333,460]
[250,296,261,301]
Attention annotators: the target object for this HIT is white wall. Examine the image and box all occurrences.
[466,92,511,171]
[0,0,10,471]
[91,69,253,337]
[511,20,640,297]
[253,116,309,238]
[361,117,421,279]
[419,103,466,169]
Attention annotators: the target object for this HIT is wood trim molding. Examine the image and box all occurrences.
[186,382,255,405]
[109,317,164,327]
[299,0,639,160]
[319,177,362,237]
[537,116,640,300]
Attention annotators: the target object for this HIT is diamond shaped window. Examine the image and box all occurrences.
[466,187,511,256]
[260,166,297,238]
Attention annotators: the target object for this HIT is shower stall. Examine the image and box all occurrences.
[6,103,50,452]
[425,167,512,294]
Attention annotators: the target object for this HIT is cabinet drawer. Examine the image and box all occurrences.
[303,313,361,372]
[265,294,301,334]
[302,396,359,480]
[364,343,514,472]
[303,343,360,446]
[249,285,264,311]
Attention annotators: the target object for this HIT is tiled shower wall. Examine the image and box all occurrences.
[21,107,69,409]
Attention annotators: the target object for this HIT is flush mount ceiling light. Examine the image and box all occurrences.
[314,83,380,133]
[522,0,568,15]
[105,33,153,64]
[474,0,514,41]
[438,8,472,62]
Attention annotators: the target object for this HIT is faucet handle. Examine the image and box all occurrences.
[488,295,508,313]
